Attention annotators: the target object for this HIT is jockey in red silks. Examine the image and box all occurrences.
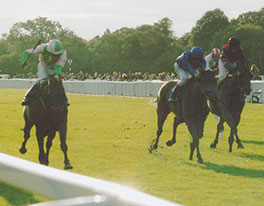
[218,37,246,82]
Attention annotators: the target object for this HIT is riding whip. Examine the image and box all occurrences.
[22,39,42,68]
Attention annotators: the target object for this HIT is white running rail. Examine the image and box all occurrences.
[0,153,181,206]
[0,79,262,102]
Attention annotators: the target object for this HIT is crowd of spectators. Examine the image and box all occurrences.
[10,71,177,81]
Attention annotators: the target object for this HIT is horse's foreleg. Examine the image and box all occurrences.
[228,130,234,152]
[36,130,47,165]
[167,117,183,147]
[210,118,224,149]
[191,136,203,163]
[45,132,56,166]
[188,124,203,163]
[189,142,195,161]
[19,120,33,154]
[235,132,244,149]
[58,125,73,170]
[219,104,240,152]
[149,108,169,153]
[196,144,203,164]
[233,115,244,149]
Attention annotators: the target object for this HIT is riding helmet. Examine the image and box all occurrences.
[211,48,221,57]
[191,46,204,60]
[47,39,64,55]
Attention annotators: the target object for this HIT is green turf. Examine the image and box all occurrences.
[0,89,264,206]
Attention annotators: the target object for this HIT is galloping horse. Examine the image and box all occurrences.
[149,71,217,163]
[19,76,73,169]
[209,56,256,152]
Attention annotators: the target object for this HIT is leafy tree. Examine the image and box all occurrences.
[189,8,230,53]
[231,8,264,28]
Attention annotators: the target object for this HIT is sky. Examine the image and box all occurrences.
[0,0,263,40]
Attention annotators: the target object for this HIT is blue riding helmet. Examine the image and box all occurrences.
[191,46,204,61]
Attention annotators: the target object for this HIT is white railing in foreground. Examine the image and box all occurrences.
[0,153,181,206]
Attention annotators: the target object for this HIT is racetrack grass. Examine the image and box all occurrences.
[0,89,264,206]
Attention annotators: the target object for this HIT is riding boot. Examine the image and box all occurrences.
[168,84,181,102]
[21,83,40,106]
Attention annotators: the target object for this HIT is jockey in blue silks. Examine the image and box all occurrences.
[168,46,207,102]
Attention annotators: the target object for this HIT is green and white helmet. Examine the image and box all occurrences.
[47,39,64,55]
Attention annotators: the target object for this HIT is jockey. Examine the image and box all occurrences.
[218,37,245,82]
[20,39,70,106]
[168,46,206,102]
[205,48,221,73]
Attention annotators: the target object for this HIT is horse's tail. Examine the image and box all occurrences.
[149,97,158,106]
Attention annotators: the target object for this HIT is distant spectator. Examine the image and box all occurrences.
[79,70,85,81]
[251,64,261,80]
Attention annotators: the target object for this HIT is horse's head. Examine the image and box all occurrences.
[41,75,66,112]
[198,70,217,85]
[235,58,252,95]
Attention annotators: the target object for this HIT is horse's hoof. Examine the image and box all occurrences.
[197,158,204,164]
[148,144,157,153]
[148,145,154,153]
[210,143,216,149]
[64,164,73,170]
[19,147,27,154]
[40,160,49,166]
[166,140,176,147]
[237,143,245,149]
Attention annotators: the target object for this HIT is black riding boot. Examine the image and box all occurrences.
[21,83,40,106]
[168,84,181,102]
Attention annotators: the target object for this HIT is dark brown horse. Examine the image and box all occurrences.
[209,57,257,152]
[19,76,73,169]
[149,71,217,163]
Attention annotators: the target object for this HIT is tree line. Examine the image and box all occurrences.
[0,8,263,76]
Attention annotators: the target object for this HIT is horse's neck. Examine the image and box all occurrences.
[183,81,204,101]
[221,77,241,96]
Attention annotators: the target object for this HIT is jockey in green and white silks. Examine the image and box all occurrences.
[20,39,70,106]
[20,39,67,79]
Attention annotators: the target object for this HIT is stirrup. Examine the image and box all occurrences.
[65,100,70,107]
[168,96,177,103]
[21,99,30,106]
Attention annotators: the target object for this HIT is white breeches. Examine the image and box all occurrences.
[174,62,192,86]
[218,59,228,81]
[37,63,56,79]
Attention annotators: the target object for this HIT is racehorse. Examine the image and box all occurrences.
[209,56,256,152]
[149,71,217,163]
[19,76,73,169]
